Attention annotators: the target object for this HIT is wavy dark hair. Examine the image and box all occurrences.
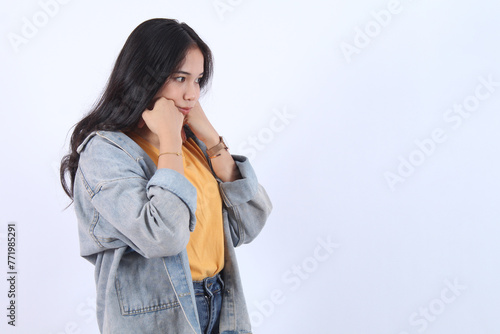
[60,18,213,200]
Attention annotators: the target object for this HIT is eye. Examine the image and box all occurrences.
[195,77,203,84]
[175,76,186,83]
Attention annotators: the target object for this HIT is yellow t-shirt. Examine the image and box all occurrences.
[127,131,225,280]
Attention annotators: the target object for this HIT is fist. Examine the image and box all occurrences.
[141,97,185,138]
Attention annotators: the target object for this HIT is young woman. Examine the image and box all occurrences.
[60,18,272,334]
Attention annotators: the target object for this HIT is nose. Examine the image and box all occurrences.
[183,82,198,101]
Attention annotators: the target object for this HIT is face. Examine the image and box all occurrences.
[154,47,204,116]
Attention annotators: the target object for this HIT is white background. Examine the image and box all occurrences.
[1,0,499,333]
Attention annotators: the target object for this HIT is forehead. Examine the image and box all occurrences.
[177,47,204,73]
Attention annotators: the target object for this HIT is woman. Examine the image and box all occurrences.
[60,18,272,334]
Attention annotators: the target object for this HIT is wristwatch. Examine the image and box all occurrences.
[207,136,228,158]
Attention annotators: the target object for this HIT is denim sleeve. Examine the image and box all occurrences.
[77,139,197,259]
[218,155,273,247]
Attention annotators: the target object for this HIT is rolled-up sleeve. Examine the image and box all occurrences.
[218,155,273,247]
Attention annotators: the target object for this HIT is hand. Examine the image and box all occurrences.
[141,97,185,143]
[185,101,220,148]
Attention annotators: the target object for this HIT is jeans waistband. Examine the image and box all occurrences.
[192,272,224,294]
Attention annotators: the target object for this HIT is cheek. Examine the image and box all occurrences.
[157,83,179,100]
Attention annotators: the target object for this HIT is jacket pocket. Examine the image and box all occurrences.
[114,251,180,315]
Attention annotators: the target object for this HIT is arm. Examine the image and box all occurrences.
[185,102,241,182]
[141,97,185,175]
[185,103,272,246]
[218,155,272,247]
[76,134,197,258]
[204,136,241,182]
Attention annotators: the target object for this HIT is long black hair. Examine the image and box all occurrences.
[60,18,213,199]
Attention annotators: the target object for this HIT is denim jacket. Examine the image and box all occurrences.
[73,129,272,333]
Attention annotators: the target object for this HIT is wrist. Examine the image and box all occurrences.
[158,134,182,151]
[202,133,220,148]
[207,136,229,158]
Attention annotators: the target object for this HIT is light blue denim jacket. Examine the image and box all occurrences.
[73,129,272,334]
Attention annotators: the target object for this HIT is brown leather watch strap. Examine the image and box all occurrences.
[207,136,228,158]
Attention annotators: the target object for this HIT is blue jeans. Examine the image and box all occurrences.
[193,272,224,334]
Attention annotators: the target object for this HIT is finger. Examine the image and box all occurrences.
[147,96,168,110]
[146,97,159,110]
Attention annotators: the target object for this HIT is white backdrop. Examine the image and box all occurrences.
[1,0,499,333]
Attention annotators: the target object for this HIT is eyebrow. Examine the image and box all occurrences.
[173,71,204,76]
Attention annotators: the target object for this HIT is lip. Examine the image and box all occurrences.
[177,106,192,115]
